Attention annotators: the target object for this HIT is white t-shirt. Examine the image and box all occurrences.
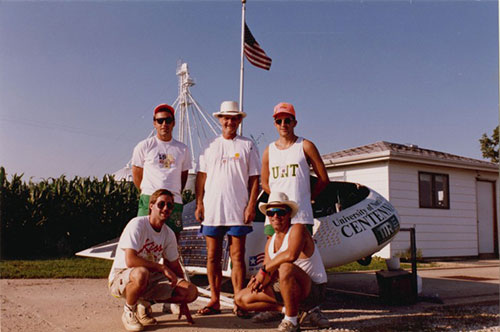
[197,135,260,226]
[267,137,314,224]
[132,136,192,203]
[108,216,179,282]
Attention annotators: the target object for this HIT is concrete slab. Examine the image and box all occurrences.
[327,260,500,306]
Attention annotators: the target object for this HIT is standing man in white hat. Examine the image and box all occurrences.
[234,192,329,332]
[195,101,261,317]
[261,102,330,237]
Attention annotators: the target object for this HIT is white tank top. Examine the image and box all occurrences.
[267,137,313,224]
[268,226,327,284]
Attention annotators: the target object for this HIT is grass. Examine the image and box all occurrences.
[327,256,435,273]
[0,256,436,278]
[0,258,113,278]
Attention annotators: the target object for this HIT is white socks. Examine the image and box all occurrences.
[284,315,298,326]
[124,303,137,313]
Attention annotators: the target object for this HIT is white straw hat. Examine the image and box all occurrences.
[212,101,247,119]
[258,192,299,218]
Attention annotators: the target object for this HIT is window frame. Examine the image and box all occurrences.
[418,171,450,209]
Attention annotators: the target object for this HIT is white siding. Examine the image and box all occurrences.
[327,161,389,198]
[388,161,479,258]
[324,156,497,259]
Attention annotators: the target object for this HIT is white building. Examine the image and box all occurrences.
[322,141,498,259]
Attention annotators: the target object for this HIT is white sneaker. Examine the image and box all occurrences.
[278,319,300,332]
[137,302,157,326]
[121,310,144,332]
[306,306,329,329]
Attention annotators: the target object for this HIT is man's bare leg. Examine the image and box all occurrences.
[278,263,311,317]
[204,235,223,310]
[125,267,149,306]
[229,235,246,295]
[235,285,283,313]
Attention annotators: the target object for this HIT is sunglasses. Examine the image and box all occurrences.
[155,117,174,125]
[156,201,174,210]
[275,118,293,125]
[266,207,289,217]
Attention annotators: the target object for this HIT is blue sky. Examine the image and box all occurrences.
[1,0,497,180]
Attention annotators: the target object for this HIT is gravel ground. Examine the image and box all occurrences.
[1,278,498,332]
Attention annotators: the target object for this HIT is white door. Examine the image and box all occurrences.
[476,180,496,255]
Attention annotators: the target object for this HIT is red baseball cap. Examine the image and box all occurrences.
[154,104,175,117]
[273,102,296,118]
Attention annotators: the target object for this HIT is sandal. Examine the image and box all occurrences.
[196,306,221,316]
[234,307,252,319]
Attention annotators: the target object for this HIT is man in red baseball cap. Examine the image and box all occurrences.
[261,102,329,236]
[131,103,191,239]
[257,102,330,328]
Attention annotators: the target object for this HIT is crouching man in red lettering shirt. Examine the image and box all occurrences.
[108,189,197,331]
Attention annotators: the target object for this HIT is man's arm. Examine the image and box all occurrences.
[249,238,274,292]
[124,248,178,284]
[303,139,329,201]
[263,224,306,274]
[132,166,143,192]
[195,172,207,222]
[164,259,184,278]
[181,170,189,192]
[261,147,270,194]
[244,175,260,223]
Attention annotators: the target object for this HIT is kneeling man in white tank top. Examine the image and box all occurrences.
[235,192,330,332]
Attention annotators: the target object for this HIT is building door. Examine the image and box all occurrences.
[476,180,497,257]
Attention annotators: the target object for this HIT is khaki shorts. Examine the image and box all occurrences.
[109,268,177,302]
[273,281,326,311]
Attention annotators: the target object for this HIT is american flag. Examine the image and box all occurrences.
[248,253,265,267]
[244,24,272,71]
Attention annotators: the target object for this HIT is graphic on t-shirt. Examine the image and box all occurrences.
[271,164,299,179]
[221,152,243,165]
[137,238,164,262]
[158,153,175,168]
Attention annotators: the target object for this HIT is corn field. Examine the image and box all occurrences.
[0,167,139,259]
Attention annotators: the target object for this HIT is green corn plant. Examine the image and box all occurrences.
[0,168,139,259]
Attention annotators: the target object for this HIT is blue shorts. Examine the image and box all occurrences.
[201,225,253,237]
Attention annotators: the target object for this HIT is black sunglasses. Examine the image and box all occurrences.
[156,201,174,210]
[155,117,174,125]
[266,207,289,217]
[275,118,293,125]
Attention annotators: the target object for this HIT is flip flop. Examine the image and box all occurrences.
[196,306,221,316]
[234,308,252,319]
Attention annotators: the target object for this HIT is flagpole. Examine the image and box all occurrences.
[238,0,246,135]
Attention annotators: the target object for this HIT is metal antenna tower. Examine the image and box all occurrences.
[171,62,221,169]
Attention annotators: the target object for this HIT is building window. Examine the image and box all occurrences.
[419,172,449,209]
